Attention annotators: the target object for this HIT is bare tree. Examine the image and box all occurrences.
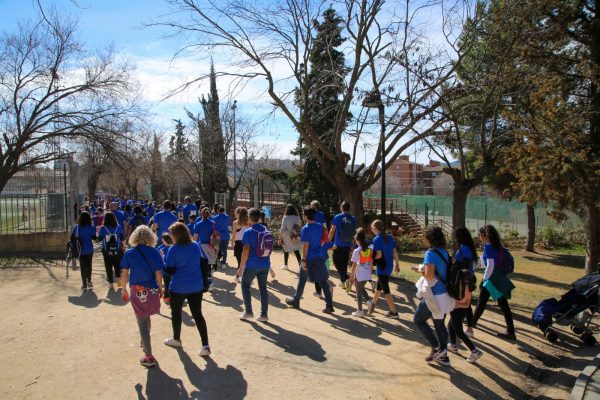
[155,0,481,221]
[0,9,138,192]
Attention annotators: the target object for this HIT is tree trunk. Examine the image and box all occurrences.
[585,201,600,275]
[526,203,536,252]
[227,190,235,214]
[87,174,99,200]
[338,185,364,227]
[452,184,469,230]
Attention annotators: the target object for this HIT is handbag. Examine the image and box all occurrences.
[129,247,161,318]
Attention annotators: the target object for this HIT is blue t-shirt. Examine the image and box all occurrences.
[182,203,198,222]
[242,224,271,269]
[301,222,325,261]
[331,212,356,247]
[320,241,334,260]
[212,213,231,241]
[164,243,204,294]
[186,222,195,234]
[373,234,396,276]
[145,206,155,218]
[71,224,97,256]
[194,219,215,245]
[455,245,474,272]
[314,210,326,226]
[98,225,125,252]
[128,215,149,228]
[423,248,450,295]
[482,243,498,270]
[120,245,163,289]
[113,210,127,227]
[153,210,178,238]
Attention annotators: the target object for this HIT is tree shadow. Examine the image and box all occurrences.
[249,321,327,362]
[522,253,585,269]
[67,290,102,308]
[509,272,571,291]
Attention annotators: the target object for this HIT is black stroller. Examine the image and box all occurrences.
[532,272,600,346]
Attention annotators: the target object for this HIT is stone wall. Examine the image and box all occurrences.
[0,232,70,257]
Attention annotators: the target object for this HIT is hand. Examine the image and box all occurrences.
[236,268,243,277]
[410,265,419,272]
[332,245,337,250]
[394,263,400,273]
[301,260,307,271]
[122,290,130,303]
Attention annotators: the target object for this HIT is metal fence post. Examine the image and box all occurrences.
[425,203,429,227]
[63,164,68,231]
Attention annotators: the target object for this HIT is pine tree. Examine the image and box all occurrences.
[292,7,350,216]
[149,134,165,200]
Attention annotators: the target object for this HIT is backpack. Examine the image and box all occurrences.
[67,226,81,259]
[253,228,275,257]
[290,223,302,241]
[497,247,514,274]
[337,214,355,243]
[432,249,475,301]
[105,229,120,257]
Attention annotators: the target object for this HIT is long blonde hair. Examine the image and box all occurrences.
[129,225,157,247]
[236,207,249,227]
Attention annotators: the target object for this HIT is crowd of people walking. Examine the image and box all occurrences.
[68,195,516,368]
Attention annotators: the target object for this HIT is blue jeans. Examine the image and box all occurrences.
[293,262,333,307]
[413,300,448,350]
[218,240,229,263]
[241,267,269,316]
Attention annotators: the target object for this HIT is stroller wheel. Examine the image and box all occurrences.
[571,324,585,335]
[581,333,597,346]
[545,329,559,343]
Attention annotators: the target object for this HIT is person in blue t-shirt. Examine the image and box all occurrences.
[181,196,198,223]
[328,201,356,291]
[152,200,178,241]
[310,200,327,227]
[157,233,173,304]
[163,222,211,357]
[213,206,231,269]
[237,208,271,321]
[411,226,454,367]
[71,211,98,291]
[145,202,156,218]
[187,214,197,234]
[368,219,400,318]
[98,211,126,288]
[120,225,164,368]
[285,207,334,313]
[451,227,478,338]
[193,207,217,289]
[127,205,149,239]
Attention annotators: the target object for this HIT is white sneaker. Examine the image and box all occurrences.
[221,264,226,269]
[199,345,211,357]
[256,315,269,322]
[467,349,483,363]
[352,310,365,317]
[447,343,459,354]
[281,265,289,270]
[208,284,214,292]
[240,312,254,321]
[164,338,182,348]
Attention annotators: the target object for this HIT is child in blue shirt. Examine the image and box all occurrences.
[158,233,174,304]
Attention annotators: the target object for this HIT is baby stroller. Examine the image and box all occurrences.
[532,272,600,346]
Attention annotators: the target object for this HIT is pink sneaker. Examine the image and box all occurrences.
[140,354,156,367]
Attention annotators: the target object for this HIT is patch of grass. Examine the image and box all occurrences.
[396,249,585,309]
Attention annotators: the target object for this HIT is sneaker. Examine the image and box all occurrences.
[313,292,324,299]
[207,284,214,292]
[87,282,94,290]
[386,311,399,318]
[221,263,226,270]
[140,354,156,367]
[81,284,87,291]
[344,280,352,293]
[164,338,182,348]
[281,265,289,270]
[425,348,439,362]
[163,297,171,305]
[199,346,211,357]
[465,328,475,338]
[447,344,459,354]
[352,310,365,317]
[433,350,451,367]
[467,349,483,363]
[367,301,375,315]
[285,297,300,309]
[256,315,269,322]
[323,305,335,314]
[497,331,517,341]
[235,276,241,283]
[240,312,254,321]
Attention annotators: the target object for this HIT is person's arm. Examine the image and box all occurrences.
[301,241,309,270]
[374,250,382,260]
[482,257,495,281]
[328,225,336,242]
[154,270,163,296]
[238,245,250,277]
[422,263,436,280]
[121,269,129,301]
[349,261,357,282]
[393,248,400,273]
[193,233,199,242]
[455,286,472,307]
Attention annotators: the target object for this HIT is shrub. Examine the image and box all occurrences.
[536,224,586,249]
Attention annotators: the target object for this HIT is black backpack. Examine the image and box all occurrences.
[432,249,475,301]
[106,233,120,257]
[67,226,81,259]
[338,214,355,243]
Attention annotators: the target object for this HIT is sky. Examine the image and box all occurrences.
[0,0,449,164]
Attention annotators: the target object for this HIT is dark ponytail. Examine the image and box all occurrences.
[453,226,478,260]
[479,225,502,251]
[355,227,368,251]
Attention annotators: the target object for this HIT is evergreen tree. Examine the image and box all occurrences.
[149,134,165,200]
[292,7,350,216]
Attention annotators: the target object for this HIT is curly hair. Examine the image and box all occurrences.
[129,225,157,248]
[425,226,446,249]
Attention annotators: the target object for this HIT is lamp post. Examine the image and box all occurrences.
[362,89,386,228]
[232,100,237,203]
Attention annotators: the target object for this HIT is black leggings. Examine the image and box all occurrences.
[170,291,209,346]
[448,308,476,351]
[474,287,515,335]
[234,240,243,267]
[102,252,122,284]
[79,254,93,285]
[284,250,301,266]
[332,247,350,283]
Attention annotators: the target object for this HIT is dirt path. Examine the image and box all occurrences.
[0,251,595,400]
